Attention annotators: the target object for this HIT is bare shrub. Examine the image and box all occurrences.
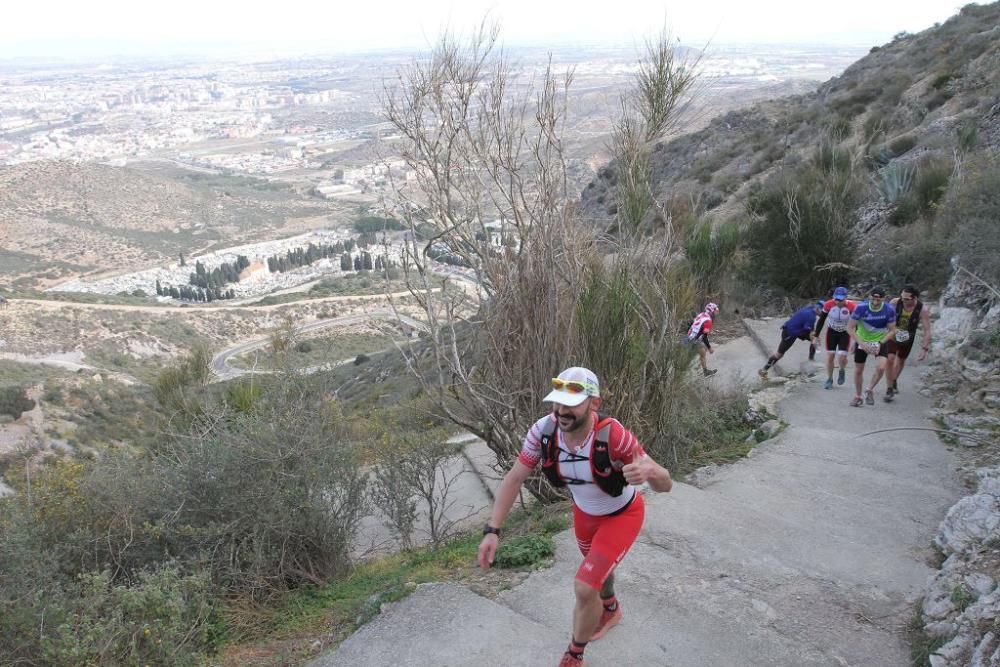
[369,402,472,548]
[381,24,600,479]
[380,26,703,500]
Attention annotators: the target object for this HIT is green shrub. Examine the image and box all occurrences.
[743,156,863,295]
[912,158,952,211]
[0,386,35,419]
[926,89,951,111]
[956,121,979,153]
[225,379,263,413]
[354,215,405,233]
[684,219,742,290]
[821,116,852,142]
[863,111,888,141]
[493,535,556,568]
[40,566,220,667]
[889,134,917,156]
[930,72,955,90]
[888,157,952,226]
[812,140,853,173]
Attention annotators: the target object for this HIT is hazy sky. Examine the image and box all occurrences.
[0,0,965,58]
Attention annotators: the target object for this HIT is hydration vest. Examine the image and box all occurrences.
[895,299,923,336]
[539,414,628,497]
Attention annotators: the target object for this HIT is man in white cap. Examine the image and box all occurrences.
[478,367,673,667]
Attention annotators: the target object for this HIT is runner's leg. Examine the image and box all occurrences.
[573,497,644,643]
[854,347,867,398]
[869,346,888,390]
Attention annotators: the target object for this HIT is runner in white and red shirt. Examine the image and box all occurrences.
[685,302,719,377]
[811,285,857,390]
[477,367,673,667]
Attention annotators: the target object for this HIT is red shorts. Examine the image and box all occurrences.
[573,492,645,590]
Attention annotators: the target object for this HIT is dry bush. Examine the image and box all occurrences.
[381,26,706,499]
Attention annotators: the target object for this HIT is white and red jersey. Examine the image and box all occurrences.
[687,312,714,339]
[821,299,856,332]
[518,413,645,516]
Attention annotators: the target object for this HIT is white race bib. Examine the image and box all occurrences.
[895,330,910,343]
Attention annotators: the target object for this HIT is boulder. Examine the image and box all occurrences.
[936,307,977,345]
[935,487,1000,555]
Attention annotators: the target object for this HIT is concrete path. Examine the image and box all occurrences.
[313,319,963,667]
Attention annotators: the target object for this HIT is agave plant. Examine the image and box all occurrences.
[872,162,915,203]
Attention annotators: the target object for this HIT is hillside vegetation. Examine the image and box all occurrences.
[583,2,1000,304]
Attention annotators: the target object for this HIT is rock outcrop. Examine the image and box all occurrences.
[919,266,999,666]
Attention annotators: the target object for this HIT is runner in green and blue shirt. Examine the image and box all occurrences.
[847,286,897,407]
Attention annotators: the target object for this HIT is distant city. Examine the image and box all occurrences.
[0,44,867,186]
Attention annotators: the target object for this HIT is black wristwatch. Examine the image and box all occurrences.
[483,523,501,537]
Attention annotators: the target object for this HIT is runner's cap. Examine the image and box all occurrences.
[832,286,848,300]
[870,286,886,297]
[543,367,600,407]
[814,300,824,309]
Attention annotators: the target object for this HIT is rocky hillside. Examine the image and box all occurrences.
[582,2,1000,302]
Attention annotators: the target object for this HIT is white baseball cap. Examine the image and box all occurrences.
[543,367,600,407]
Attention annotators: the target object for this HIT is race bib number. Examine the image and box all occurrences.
[895,330,910,343]
[866,342,881,354]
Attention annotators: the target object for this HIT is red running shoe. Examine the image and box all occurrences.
[558,651,585,666]
[590,604,623,641]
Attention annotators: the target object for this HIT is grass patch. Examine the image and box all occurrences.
[0,360,75,387]
[908,606,947,666]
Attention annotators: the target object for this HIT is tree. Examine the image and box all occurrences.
[381,25,703,497]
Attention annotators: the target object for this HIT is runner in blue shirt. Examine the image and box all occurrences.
[759,301,824,379]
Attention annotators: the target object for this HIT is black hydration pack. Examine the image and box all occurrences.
[538,414,627,497]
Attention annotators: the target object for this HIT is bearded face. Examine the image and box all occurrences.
[553,399,592,434]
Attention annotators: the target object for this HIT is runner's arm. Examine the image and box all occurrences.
[813,311,828,337]
[700,332,712,350]
[623,453,672,492]
[918,307,933,360]
[478,459,533,569]
[488,459,533,529]
[880,321,897,344]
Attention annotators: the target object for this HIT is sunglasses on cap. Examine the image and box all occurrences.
[551,378,597,394]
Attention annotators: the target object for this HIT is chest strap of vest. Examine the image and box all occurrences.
[539,416,627,497]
